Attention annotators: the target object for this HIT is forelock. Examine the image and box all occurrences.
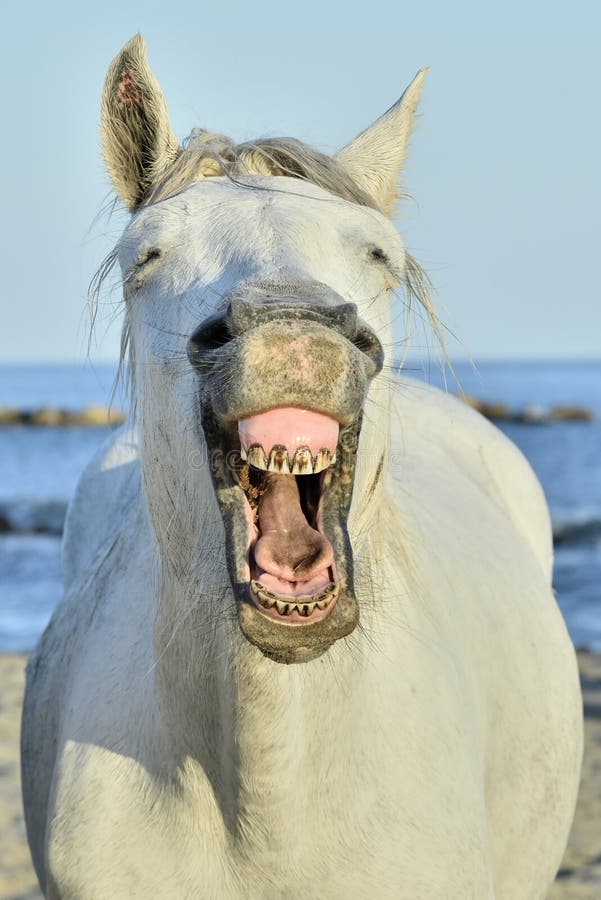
[142,130,379,210]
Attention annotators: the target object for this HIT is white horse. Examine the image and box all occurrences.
[22,35,582,899]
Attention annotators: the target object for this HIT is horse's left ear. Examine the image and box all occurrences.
[335,68,427,217]
[101,34,180,210]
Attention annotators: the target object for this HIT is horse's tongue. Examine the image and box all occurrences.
[253,474,334,597]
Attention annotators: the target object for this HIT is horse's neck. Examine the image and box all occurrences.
[150,374,393,829]
[155,592,385,840]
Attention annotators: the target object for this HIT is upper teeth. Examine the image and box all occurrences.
[241,444,336,474]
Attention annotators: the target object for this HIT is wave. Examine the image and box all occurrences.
[0,499,67,536]
[552,513,601,546]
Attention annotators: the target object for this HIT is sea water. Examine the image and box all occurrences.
[0,360,599,651]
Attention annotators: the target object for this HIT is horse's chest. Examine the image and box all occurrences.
[47,741,493,899]
[49,815,491,900]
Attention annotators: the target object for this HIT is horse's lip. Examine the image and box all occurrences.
[238,584,358,664]
[200,398,361,663]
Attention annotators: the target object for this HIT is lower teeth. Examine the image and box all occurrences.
[252,581,338,616]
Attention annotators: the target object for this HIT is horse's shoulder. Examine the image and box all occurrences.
[62,422,141,589]
[392,376,552,577]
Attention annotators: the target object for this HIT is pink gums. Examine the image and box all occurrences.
[254,568,334,598]
[238,407,339,455]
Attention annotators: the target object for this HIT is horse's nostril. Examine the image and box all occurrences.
[187,297,383,378]
[187,313,233,371]
[190,315,231,350]
[352,325,384,374]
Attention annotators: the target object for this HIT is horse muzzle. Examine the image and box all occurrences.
[187,282,383,663]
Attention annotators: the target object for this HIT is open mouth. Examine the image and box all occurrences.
[201,400,361,663]
[235,407,341,626]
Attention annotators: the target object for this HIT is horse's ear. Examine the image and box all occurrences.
[335,69,427,217]
[101,35,180,211]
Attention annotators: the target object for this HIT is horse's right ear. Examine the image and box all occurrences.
[335,69,427,217]
[101,35,180,211]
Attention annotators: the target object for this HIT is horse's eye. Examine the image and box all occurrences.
[126,248,162,291]
[135,248,162,269]
[370,246,389,265]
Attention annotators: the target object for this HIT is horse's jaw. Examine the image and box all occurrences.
[201,401,362,664]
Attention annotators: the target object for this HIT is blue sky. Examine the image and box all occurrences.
[1,1,598,361]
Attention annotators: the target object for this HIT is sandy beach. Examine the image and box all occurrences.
[1,652,599,899]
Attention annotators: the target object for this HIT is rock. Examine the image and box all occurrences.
[0,405,127,427]
[458,396,595,424]
[515,405,548,424]
[0,406,22,425]
[548,405,594,422]
[65,405,126,426]
[29,408,68,426]
[459,396,511,420]
[478,401,511,420]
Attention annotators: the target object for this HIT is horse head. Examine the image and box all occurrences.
[101,35,427,663]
